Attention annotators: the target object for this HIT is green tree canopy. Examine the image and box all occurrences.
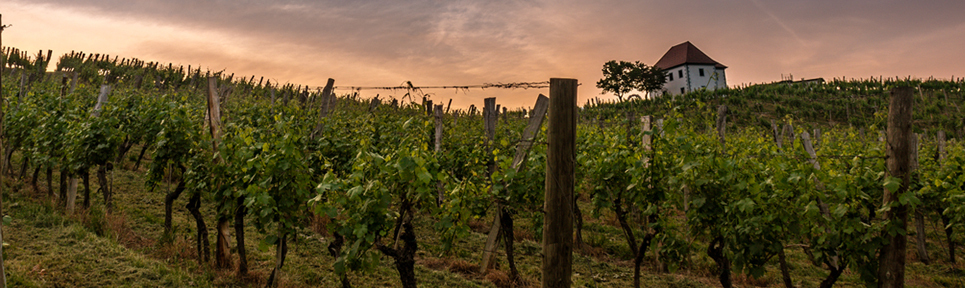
[596,60,667,101]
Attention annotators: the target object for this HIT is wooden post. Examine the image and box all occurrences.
[937,131,954,263]
[314,78,335,140]
[512,96,549,168]
[911,134,929,264]
[785,123,796,147]
[641,116,652,153]
[801,132,841,272]
[937,131,947,162]
[206,77,223,147]
[481,95,549,272]
[92,85,112,117]
[66,178,79,213]
[207,77,232,270]
[93,85,114,214]
[502,106,508,124]
[716,105,727,146]
[771,120,782,149]
[434,104,445,206]
[813,128,821,149]
[879,86,914,288]
[17,73,25,106]
[625,111,636,144]
[269,87,276,114]
[656,119,664,137]
[543,78,576,288]
[484,99,497,150]
[434,105,443,152]
[368,96,380,112]
[316,78,335,119]
[480,97,500,271]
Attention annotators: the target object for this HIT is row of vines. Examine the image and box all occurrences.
[1,48,964,288]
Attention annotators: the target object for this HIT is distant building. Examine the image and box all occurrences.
[654,41,727,96]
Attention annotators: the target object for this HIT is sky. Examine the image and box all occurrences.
[2,0,964,109]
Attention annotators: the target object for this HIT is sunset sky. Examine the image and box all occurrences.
[3,0,964,109]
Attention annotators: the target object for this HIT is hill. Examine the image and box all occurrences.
[581,77,965,138]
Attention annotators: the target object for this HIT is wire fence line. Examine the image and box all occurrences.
[330,81,554,93]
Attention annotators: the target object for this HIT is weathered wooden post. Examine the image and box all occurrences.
[480,97,499,271]
[311,78,336,141]
[434,105,443,153]
[910,134,929,265]
[801,132,844,287]
[936,131,955,263]
[879,86,913,288]
[206,77,233,270]
[480,95,549,273]
[434,104,445,205]
[716,105,727,146]
[92,85,114,215]
[771,120,783,149]
[543,78,576,288]
[484,98,497,177]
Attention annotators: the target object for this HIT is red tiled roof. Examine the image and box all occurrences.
[654,41,727,70]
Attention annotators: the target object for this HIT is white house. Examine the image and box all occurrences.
[654,41,727,96]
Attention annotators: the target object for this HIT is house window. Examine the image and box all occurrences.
[669,73,673,81]
[680,87,685,94]
[678,70,683,78]
[699,68,705,77]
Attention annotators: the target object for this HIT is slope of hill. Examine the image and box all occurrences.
[581,77,965,138]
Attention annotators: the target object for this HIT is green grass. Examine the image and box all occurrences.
[2,185,210,287]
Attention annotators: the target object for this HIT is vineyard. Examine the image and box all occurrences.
[0,46,964,288]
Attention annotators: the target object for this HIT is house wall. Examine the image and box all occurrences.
[662,66,688,96]
[686,64,727,92]
[715,67,728,90]
[659,64,728,96]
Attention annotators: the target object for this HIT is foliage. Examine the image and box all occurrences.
[596,60,667,101]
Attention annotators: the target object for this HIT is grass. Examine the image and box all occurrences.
[2,185,209,287]
[1,149,964,287]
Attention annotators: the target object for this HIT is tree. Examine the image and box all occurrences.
[596,60,666,101]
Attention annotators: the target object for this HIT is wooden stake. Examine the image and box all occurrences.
[936,131,955,263]
[434,105,445,206]
[911,134,929,265]
[771,120,782,149]
[66,178,79,214]
[480,97,500,271]
[480,95,549,272]
[716,105,727,146]
[879,86,914,288]
[434,105,443,153]
[801,132,840,272]
[312,78,336,140]
[543,79,576,288]
[207,77,232,270]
